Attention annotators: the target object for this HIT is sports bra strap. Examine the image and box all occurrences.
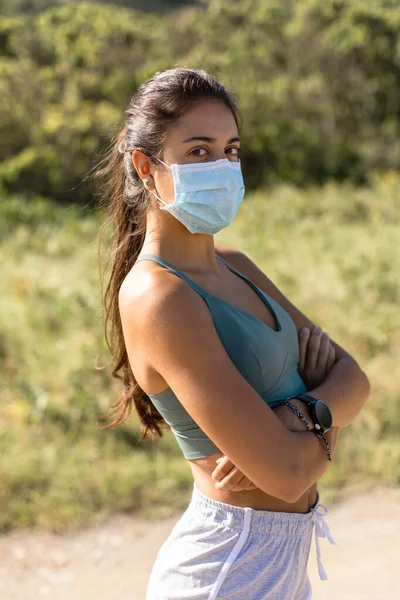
[215,253,243,276]
[215,253,257,289]
[134,253,211,300]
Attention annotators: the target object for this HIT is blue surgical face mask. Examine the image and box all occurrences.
[149,157,245,235]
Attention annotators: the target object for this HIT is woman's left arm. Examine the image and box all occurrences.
[215,245,371,428]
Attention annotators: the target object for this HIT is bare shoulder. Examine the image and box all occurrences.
[118,258,214,392]
[118,259,210,342]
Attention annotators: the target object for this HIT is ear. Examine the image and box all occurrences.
[132,150,154,187]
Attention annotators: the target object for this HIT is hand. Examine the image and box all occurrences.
[298,326,336,390]
[211,455,258,492]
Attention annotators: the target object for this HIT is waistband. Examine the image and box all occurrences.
[189,482,337,580]
[190,482,318,536]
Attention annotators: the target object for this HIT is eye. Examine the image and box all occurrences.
[189,146,241,159]
[189,147,208,157]
[227,147,240,156]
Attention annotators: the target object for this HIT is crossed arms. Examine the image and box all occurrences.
[211,245,371,492]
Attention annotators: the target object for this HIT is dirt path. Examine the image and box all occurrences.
[1,487,399,600]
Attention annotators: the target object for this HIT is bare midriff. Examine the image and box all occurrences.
[188,453,318,513]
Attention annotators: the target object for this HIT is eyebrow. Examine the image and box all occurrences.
[182,136,240,144]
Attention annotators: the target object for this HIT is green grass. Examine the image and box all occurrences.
[1,172,399,532]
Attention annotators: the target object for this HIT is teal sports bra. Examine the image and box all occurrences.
[135,253,308,459]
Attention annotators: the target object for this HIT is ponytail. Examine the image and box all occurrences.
[94,127,167,438]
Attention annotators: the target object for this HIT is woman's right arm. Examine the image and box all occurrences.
[120,275,333,503]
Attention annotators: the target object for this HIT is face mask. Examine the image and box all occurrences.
[150,157,245,235]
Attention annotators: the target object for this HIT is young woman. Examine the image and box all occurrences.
[96,67,370,599]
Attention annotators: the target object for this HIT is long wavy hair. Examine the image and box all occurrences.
[93,66,242,441]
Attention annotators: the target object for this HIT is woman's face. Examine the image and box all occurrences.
[133,99,240,207]
[162,99,240,167]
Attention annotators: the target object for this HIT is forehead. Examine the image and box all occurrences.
[166,99,238,144]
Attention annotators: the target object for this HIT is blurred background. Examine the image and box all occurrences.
[0,0,399,596]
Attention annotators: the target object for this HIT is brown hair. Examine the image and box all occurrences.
[93,66,242,440]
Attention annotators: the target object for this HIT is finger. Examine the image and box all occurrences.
[247,482,258,490]
[306,326,323,371]
[211,456,235,481]
[230,476,259,491]
[243,482,258,490]
[298,327,311,372]
[239,476,258,490]
[326,344,336,373]
[229,477,258,491]
[212,457,234,480]
[215,468,246,490]
[316,331,330,371]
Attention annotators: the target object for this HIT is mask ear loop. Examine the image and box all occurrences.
[154,157,172,170]
[152,190,169,206]
[143,155,173,207]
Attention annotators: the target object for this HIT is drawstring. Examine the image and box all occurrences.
[311,500,337,580]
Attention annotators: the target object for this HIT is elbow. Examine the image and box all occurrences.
[279,452,319,503]
[259,484,301,504]
[279,486,304,504]
[271,480,307,504]
[280,474,310,504]
[254,470,303,503]
[362,369,371,402]
[263,462,311,504]
[351,359,371,404]
[353,367,372,419]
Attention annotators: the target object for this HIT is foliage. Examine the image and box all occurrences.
[0,0,197,16]
[1,0,400,202]
[0,3,162,203]
[1,173,399,531]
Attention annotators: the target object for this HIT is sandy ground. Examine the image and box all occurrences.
[1,487,399,600]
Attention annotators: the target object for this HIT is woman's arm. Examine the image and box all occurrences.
[120,271,336,504]
[212,425,341,492]
[212,325,340,492]
[300,360,369,428]
[214,245,371,427]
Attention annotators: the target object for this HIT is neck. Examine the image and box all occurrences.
[142,212,220,275]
